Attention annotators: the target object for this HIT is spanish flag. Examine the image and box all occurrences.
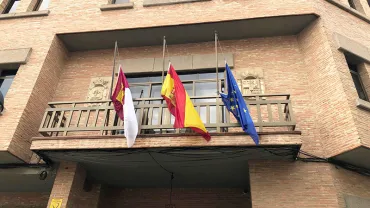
[161,64,211,141]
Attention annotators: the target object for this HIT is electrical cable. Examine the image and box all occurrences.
[148,151,173,175]
[38,145,370,176]
[296,150,370,176]
[148,151,175,206]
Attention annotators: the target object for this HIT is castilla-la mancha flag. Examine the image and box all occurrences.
[112,65,138,148]
[161,64,211,141]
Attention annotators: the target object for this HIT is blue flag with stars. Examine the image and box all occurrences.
[220,63,259,145]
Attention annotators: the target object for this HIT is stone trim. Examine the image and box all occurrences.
[100,2,134,11]
[356,98,370,111]
[143,0,211,7]
[334,33,370,63]
[0,48,32,65]
[0,10,49,20]
[325,0,370,24]
[115,53,234,74]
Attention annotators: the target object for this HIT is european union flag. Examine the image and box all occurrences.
[220,63,259,145]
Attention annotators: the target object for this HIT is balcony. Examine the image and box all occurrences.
[31,94,301,188]
[38,94,296,138]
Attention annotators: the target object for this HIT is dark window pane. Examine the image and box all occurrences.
[149,76,162,82]
[195,82,217,97]
[348,0,356,9]
[348,64,358,72]
[4,0,20,14]
[150,84,162,104]
[199,72,224,79]
[127,77,149,83]
[351,72,368,101]
[0,70,17,76]
[179,74,197,81]
[130,85,149,102]
[114,0,129,4]
[0,77,15,97]
[183,83,193,96]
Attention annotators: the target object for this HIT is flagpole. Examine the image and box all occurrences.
[162,36,166,83]
[110,41,118,97]
[215,31,219,94]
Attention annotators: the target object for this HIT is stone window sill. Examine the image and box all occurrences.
[100,2,134,11]
[356,98,370,112]
[0,10,49,20]
[325,0,370,24]
[143,0,211,7]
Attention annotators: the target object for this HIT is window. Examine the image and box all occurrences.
[2,0,20,14]
[348,0,356,9]
[127,71,225,131]
[127,71,225,102]
[112,0,129,4]
[33,0,50,11]
[348,64,369,101]
[0,69,17,98]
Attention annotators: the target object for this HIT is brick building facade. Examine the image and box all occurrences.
[0,0,370,207]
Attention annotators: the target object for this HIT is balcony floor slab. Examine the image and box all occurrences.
[34,145,300,188]
[31,133,302,150]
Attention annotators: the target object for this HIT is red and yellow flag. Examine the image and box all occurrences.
[161,64,211,141]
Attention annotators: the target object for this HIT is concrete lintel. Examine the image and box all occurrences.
[0,48,32,65]
[117,58,155,73]
[356,98,370,111]
[334,32,370,63]
[143,0,211,7]
[153,55,193,72]
[100,2,134,11]
[115,53,234,74]
[0,10,49,20]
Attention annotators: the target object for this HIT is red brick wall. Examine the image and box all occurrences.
[0,192,49,208]
[297,19,361,158]
[47,162,101,208]
[331,166,370,208]
[98,187,251,208]
[249,161,339,208]
[51,36,320,151]
[0,0,369,162]
[0,37,68,162]
[317,0,370,151]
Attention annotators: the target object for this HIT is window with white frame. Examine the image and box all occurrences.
[2,0,20,14]
[112,0,130,4]
[33,0,50,11]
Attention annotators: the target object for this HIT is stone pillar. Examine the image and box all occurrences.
[249,161,339,208]
[46,162,101,208]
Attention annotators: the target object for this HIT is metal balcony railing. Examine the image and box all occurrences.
[38,94,296,137]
